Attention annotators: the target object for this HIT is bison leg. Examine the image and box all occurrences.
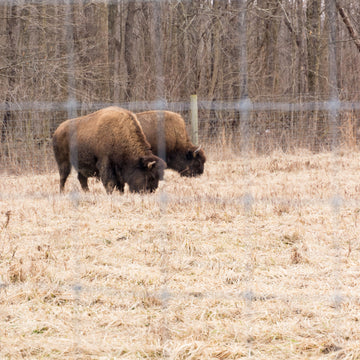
[115,181,125,193]
[102,175,117,194]
[114,165,125,193]
[77,173,89,191]
[97,158,117,194]
[58,162,71,193]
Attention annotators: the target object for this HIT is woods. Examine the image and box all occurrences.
[1,0,360,171]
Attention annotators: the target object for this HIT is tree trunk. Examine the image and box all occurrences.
[326,0,340,149]
[296,0,306,96]
[208,0,222,101]
[108,1,123,101]
[306,0,321,95]
[124,1,137,101]
[336,0,360,54]
[1,3,17,142]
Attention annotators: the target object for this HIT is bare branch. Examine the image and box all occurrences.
[336,0,360,53]
[278,0,300,47]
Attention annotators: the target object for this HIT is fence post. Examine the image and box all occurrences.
[190,94,199,145]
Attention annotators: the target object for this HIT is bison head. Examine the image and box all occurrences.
[127,155,166,193]
[178,145,206,177]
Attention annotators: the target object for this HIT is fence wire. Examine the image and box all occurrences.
[1,0,358,358]
[2,99,360,173]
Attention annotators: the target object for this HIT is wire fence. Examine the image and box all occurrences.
[1,99,360,173]
[1,0,359,358]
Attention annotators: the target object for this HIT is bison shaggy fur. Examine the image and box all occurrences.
[52,106,166,193]
[136,110,206,177]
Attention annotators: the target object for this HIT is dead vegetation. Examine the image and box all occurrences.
[1,149,360,359]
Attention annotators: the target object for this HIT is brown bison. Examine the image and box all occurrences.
[52,106,166,194]
[136,110,206,177]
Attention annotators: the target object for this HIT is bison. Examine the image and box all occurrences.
[52,106,166,194]
[136,110,206,177]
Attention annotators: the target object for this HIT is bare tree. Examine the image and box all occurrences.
[124,1,138,101]
[2,0,360,168]
[336,0,360,53]
[306,0,322,96]
[108,1,124,101]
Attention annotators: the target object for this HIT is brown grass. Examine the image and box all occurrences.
[1,149,360,359]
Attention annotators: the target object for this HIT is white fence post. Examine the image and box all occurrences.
[190,94,199,146]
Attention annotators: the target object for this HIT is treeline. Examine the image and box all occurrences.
[1,0,360,171]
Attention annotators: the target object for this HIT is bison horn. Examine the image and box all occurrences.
[193,145,201,157]
[147,161,156,169]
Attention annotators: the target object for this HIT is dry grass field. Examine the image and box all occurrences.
[1,149,360,359]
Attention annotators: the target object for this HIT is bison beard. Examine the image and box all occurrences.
[136,110,206,177]
[52,107,166,194]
